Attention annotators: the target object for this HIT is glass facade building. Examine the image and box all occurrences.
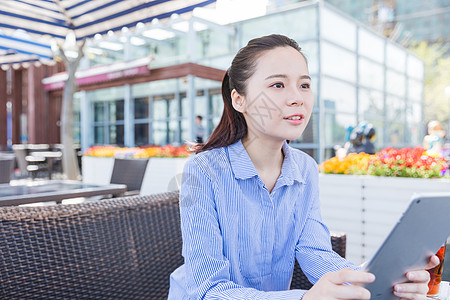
[67,1,424,163]
[324,0,450,45]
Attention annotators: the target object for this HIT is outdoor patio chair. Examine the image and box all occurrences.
[0,153,15,183]
[290,232,347,290]
[0,191,183,299]
[110,158,149,194]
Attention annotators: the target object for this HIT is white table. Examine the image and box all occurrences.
[0,180,126,206]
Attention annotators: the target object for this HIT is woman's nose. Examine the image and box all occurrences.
[287,87,304,106]
[288,95,304,106]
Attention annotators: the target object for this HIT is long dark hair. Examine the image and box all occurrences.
[194,34,304,153]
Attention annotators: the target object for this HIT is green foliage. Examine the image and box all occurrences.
[408,42,450,128]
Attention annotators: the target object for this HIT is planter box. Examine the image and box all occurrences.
[82,156,115,185]
[319,174,450,265]
[82,156,189,195]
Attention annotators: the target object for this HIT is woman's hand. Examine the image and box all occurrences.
[302,268,375,300]
[393,254,440,299]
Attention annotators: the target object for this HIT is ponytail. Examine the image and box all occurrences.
[193,71,247,154]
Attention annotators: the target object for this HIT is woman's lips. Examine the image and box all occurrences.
[283,114,304,125]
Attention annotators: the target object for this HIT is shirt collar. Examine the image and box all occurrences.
[228,140,259,180]
[227,140,306,185]
[279,141,306,186]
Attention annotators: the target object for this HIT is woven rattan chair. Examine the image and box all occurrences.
[290,232,347,290]
[0,191,347,299]
[0,191,183,299]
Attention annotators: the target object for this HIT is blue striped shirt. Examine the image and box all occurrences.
[168,140,356,299]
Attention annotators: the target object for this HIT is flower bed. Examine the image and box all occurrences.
[320,147,449,178]
[83,144,191,158]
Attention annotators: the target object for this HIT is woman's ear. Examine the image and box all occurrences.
[231,89,245,113]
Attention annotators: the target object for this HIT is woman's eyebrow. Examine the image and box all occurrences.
[264,74,311,80]
[265,74,287,80]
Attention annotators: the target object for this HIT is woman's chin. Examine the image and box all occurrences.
[284,131,304,141]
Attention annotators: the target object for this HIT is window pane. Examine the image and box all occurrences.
[180,96,189,118]
[405,122,421,145]
[386,96,405,121]
[153,121,168,145]
[359,89,384,119]
[181,119,189,144]
[386,122,404,145]
[169,120,179,144]
[109,100,124,121]
[94,126,104,144]
[386,70,406,97]
[109,125,124,146]
[301,41,319,75]
[197,28,233,59]
[153,99,168,120]
[406,102,422,124]
[358,58,384,90]
[195,94,207,118]
[321,78,357,113]
[210,93,224,116]
[321,7,357,51]
[321,42,356,82]
[134,123,149,146]
[241,6,318,43]
[407,55,424,80]
[94,102,104,122]
[324,112,356,146]
[407,79,423,101]
[386,43,406,73]
[73,126,81,145]
[209,117,219,131]
[134,97,149,119]
[358,28,384,63]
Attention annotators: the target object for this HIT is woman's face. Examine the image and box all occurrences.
[233,46,314,144]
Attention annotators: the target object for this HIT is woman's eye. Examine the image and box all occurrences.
[272,83,284,88]
[300,83,310,89]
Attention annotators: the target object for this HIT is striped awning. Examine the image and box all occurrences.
[0,30,53,66]
[0,0,216,66]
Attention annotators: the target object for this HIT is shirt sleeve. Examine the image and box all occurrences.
[179,157,307,300]
[294,162,358,284]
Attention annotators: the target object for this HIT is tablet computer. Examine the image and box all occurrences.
[364,193,450,300]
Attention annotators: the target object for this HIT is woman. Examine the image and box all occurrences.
[169,34,437,299]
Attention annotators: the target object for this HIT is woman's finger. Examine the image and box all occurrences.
[405,270,430,283]
[334,284,371,299]
[394,282,429,295]
[326,268,375,285]
[424,254,440,270]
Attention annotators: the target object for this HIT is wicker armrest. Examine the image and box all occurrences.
[290,232,347,290]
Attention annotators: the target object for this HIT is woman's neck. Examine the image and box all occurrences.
[241,136,284,174]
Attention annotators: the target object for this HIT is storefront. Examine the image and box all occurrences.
[43,57,225,149]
